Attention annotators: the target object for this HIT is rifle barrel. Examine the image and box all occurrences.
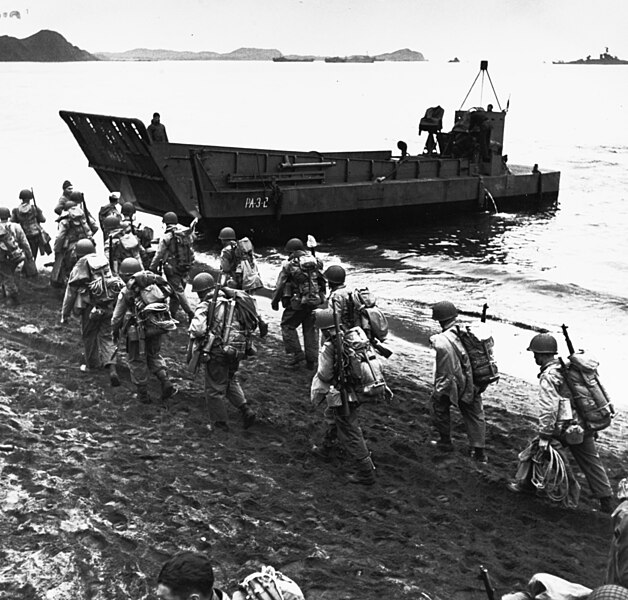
[561,324,575,355]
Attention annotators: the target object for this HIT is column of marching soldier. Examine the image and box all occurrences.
[0,185,619,505]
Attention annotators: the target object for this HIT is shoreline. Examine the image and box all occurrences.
[0,272,626,599]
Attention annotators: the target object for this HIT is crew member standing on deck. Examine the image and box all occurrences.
[147,112,169,143]
[271,237,325,369]
[430,300,487,463]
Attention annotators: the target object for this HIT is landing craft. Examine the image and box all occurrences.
[59,61,560,242]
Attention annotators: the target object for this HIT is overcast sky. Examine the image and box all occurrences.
[1,0,628,62]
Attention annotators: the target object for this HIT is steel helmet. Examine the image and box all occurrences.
[121,202,136,217]
[431,300,458,321]
[617,478,628,501]
[219,226,236,241]
[284,237,304,253]
[163,212,178,225]
[75,238,96,257]
[69,191,84,204]
[313,308,335,330]
[527,333,558,354]
[103,214,121,229]
[19,189,33,201]
[192,272,216,293]
[119,257,142,275]
[588,586,628,600]
[324,265,346,285]
[0,207,10,220]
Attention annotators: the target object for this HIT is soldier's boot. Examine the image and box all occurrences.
[258,318,269,339]
[288,351,305,366]
[239,404,256,429]
[109,364,120,387]
[156,369,178,401]
[430,433,454,451]
[347,453,376,486]
[137,385,151,404]
[311,427,338,461]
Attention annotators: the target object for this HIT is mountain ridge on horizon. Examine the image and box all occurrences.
[0,30,426,62]
[95,46,426,62]
[0,29,96,61]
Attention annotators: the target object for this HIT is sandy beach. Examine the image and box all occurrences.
[0,273,626,600]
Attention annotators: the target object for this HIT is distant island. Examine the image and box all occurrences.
[0,30,96,61]
[0,31,426,63]
[96,47,426,62]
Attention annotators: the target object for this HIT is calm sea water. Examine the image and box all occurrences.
[0,59,627,402]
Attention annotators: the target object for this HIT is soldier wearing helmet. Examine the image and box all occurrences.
[103,214,145,276]
[11,188,48,260]
[50,194,98,288]
[0,206,33,306]
[309,265,390,485]
[188,272,257,431]
[271,237,325,369]
[98,191,122,242]
[507,332,613,512]
[429,300,487,463]
[148,211,196,323]
[60,237,122,385]
[111,258,177,404]
[218,226,269,338]
[606,478,628,587]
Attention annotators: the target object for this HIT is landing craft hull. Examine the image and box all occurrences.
[59,110,559,242]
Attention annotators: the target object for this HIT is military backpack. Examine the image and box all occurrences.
[0,223,24,264]
[287,254,324,308]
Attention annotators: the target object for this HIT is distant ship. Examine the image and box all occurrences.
[325,55,376,63]
[449,57,460,63]
[272,56,315,62]
[553,47,628,65]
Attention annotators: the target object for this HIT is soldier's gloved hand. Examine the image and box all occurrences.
[60,315,69,325]
[271,301,279,311]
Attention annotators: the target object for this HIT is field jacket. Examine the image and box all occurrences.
[430,321,474,406]
[537,359,576,439]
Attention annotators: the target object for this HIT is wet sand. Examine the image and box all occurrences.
[0,274,626,599]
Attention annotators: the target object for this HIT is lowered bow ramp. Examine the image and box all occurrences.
[59,111,198,218]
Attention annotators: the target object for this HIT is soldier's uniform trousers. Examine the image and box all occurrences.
[80,308,116,369]
[127,334,167,389]
[431,392,486,448]
[280,305,318,363]
[204,351,247,423]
